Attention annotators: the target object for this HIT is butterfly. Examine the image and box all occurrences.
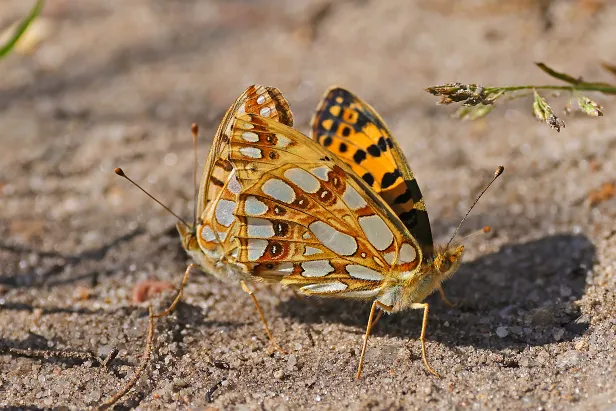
[160,85,296,354]
[172,84,489,380]
[124,85,501,380]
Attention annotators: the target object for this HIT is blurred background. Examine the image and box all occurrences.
[1,1,614,409]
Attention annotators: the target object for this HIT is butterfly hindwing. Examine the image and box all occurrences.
[311,87,434,256]
[226,113,423,298]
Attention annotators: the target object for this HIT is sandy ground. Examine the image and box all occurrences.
[1,1,615,410]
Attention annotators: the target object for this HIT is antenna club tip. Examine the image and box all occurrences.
[495,166,504,177]
[483,226,491,233]
[114,167,126,177]
[191,123,199,136]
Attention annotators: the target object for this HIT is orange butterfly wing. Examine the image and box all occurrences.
[311,87,434,257]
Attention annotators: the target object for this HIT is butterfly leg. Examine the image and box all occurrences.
[240,280,287,354]
[153,263,196,318]
[368,310,384,333]
[357,300,393,379]
[438,285,457,308]
[409,302,441,378]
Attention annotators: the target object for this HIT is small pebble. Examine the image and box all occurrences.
[552,328,565,341]
[496,327,509,338]
[574,340,588,351]
[274,369,284,379]
[510,326,522,335]
[287,354,297,368]
[531,308,555,326]
[560,285,572,297]
[557,350,582,369]
[424,384,433,395]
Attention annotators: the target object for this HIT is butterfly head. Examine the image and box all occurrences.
[432,243,465,281]
[395,244,464,311]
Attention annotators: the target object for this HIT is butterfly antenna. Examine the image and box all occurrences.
[462,225,492,241]
[446,166,504,249]
[114,167,191,229]
[191,123,199,229]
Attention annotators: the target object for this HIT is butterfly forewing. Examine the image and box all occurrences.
[227,113,423,298]
[311,87,434,256]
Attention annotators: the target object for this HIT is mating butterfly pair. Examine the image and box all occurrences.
[157,84,478,379]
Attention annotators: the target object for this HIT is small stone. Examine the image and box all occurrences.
[510,326,523,335]
[530,308,555,326]
[287,354,297,369]
[273,369,284,379]
[97,344,115,359]
[86,390,101,403]
[536,350,550,365]
[173,378,188,388]
[552,328,565,341]
[559,285,572,297]
[499,305,517,319]
[557,350,582,369]
[574,340,588,351]
[496,326,509,338]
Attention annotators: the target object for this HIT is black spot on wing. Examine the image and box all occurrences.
[394,189,412,204]
[323,136,333,147]
[377,136,388,151]
[339,142,348,153]
[362,172,375,186]
[341,124,352,137]
[367,144,381,157]
[353,149,367,164]
[381,169,401,189]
